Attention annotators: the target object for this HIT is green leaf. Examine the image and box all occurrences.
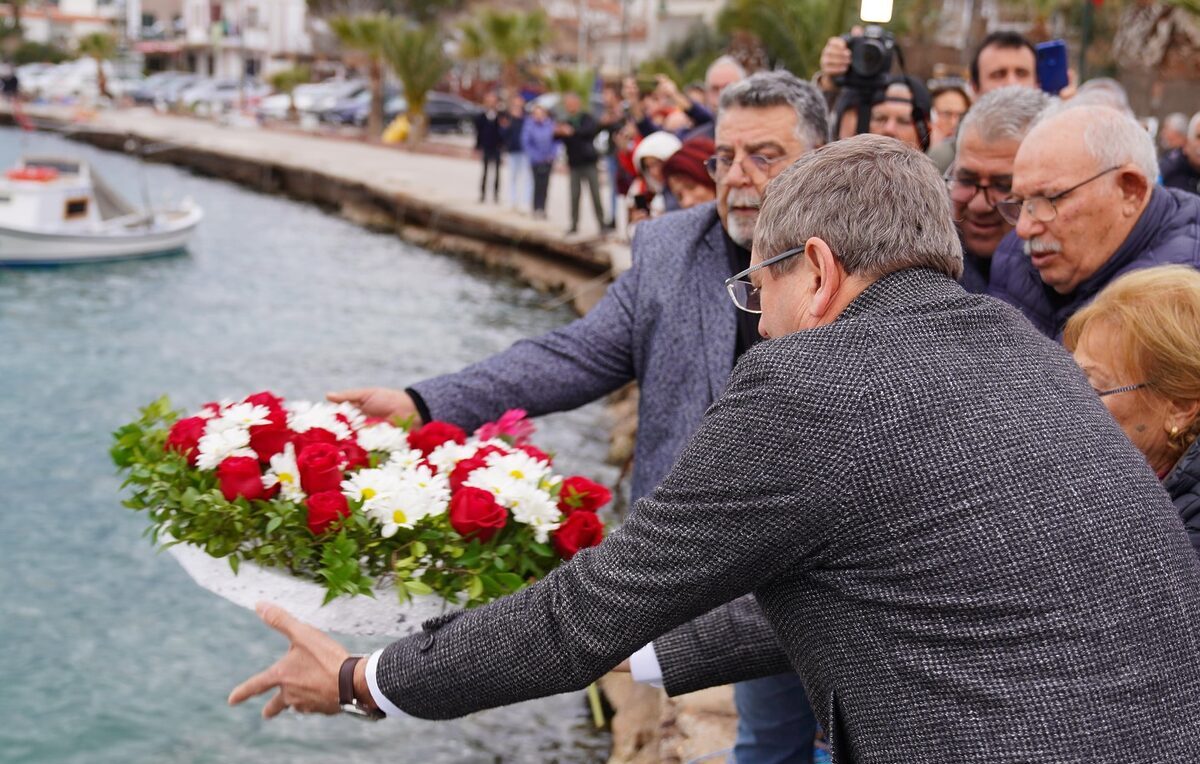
[266,516,283,534]
[411,541,427,558]
[467,575,484,599]
[493,572,524,591]
[403,580,433,596]
[228,556,240,575]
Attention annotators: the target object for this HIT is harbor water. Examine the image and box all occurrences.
[0,127,617,763]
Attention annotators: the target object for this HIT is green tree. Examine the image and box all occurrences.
[268,65,312,120]
[329,12,391,137]
[382,20,450,142]
[717,0,856,78]
[543,67,593,100]
[459,8,550,90]
[76,32,117,100]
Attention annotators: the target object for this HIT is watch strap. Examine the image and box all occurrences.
[338,656,360,708]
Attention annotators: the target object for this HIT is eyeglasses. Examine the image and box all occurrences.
[1095,382,1148,398]
[723,246,805,314]
[995,166,1121,226]
[705,153,787,181]
[944,170,1012,209]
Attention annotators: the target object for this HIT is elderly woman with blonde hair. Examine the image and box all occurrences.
[1065,265,1200,556]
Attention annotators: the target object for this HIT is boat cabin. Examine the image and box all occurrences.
[0,157,138,233]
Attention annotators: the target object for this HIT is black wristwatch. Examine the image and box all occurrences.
[339,656,386,721]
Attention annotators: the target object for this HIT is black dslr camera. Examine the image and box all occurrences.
[833,25,899,136]
[836,25,896,92]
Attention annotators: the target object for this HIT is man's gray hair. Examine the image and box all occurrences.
[754,135,962,280]
[706,55,746,83]
[1189,112,1200,137]
[1163,112,1188,134]
[1034,102,1159,180]
[1074,77,1133,115]
[957,85,1052,145]
[719,71,828,150]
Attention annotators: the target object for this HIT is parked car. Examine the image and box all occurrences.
[319,84,401,125]
[381,92,482,134]
[258,79,367,121]
[129,71,190,105]
[179,78,270,114]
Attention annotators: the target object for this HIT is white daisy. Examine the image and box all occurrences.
[195,427,256,471]
[361,463,450,538]
[426,441,478,475]
[341,467,402,512]
[356,422,411,453]
[262,443,305,502]
[285,401,353,440]
[207,403,272,434]
[504,482,562,530]
[384,447,423,471]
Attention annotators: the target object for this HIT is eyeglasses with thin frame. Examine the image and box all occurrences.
[1095,382,1147,398]
[705,153,787,181]
[995,166,1121,226]
[944,168,1012,210]
[724,246,805,314]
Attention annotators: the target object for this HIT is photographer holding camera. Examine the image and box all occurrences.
[816,27,931,152]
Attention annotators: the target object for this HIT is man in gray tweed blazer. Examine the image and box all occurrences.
[233,136,1200,763]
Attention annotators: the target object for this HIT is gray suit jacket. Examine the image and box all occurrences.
[379,269,1200,763]
[410,202,734,501]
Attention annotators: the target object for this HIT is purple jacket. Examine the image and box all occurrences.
[520,117,559,165]
[988,186,1200,337]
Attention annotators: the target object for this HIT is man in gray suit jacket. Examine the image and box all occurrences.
[329,71,829,761]
[234,136,1200,762]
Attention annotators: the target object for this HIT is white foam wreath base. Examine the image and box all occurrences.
[168,541,455,638]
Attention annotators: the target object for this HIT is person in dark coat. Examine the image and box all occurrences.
[1064,264,1200,558]
[1159,113,1199,196]
[474,91,504,203]
[989,104,1200,337]
[232,137,1200,764]
[554,91,606,236]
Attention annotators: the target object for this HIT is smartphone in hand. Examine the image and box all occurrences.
[1036,40,1069,95]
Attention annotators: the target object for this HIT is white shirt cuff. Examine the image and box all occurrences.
[628,643,664,688]
[365,649,406,718]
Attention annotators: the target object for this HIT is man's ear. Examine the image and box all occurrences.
[805,237,844,322]
[1117,169,1150,214]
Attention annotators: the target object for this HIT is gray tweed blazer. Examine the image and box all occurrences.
[379,268,1200,763]
[410,202,734,501]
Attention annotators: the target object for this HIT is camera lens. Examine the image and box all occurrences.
[855,40,886,77]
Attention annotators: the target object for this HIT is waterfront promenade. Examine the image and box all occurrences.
[2,104,632,301]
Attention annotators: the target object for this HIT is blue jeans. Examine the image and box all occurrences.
[730,674,817,764]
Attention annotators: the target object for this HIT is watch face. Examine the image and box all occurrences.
[341,703,383,721]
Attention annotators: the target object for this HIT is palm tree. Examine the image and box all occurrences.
[460,8,550,91]
[77,32,117,100]
[382,20,450,142]
[716,0,855,79]
[543,67,592,101]
[329,12,391,137]
[268,65,311,121]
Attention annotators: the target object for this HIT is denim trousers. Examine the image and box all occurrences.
[506,150,532,208]
[729,673,817,764]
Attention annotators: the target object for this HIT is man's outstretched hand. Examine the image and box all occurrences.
[326,387,420,423]
[228,603,351,719]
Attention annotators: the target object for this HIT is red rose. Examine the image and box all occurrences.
[249,407,292,463]
[407,421,467,456]
[296,442,344,494]
[306,490,350,535]
[293,427,337,456]
[217,456,268,502]
[557,476,613,514]
[449,455,488,492]
[552,511,604,559]
[243,390,285,413]
[449,487,508,542]
[338,440,370,471]
[518,444,552,464]
[165,416,207,465]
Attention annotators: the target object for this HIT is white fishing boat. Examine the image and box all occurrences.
[0,156,202,265]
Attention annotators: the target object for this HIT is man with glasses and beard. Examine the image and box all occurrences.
[326,71,829,764]
[988,103,1200,337]
[944,86,1050,293]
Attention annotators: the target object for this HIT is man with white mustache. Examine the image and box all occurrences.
[988,104,1200,337]
[327,70,831,764]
